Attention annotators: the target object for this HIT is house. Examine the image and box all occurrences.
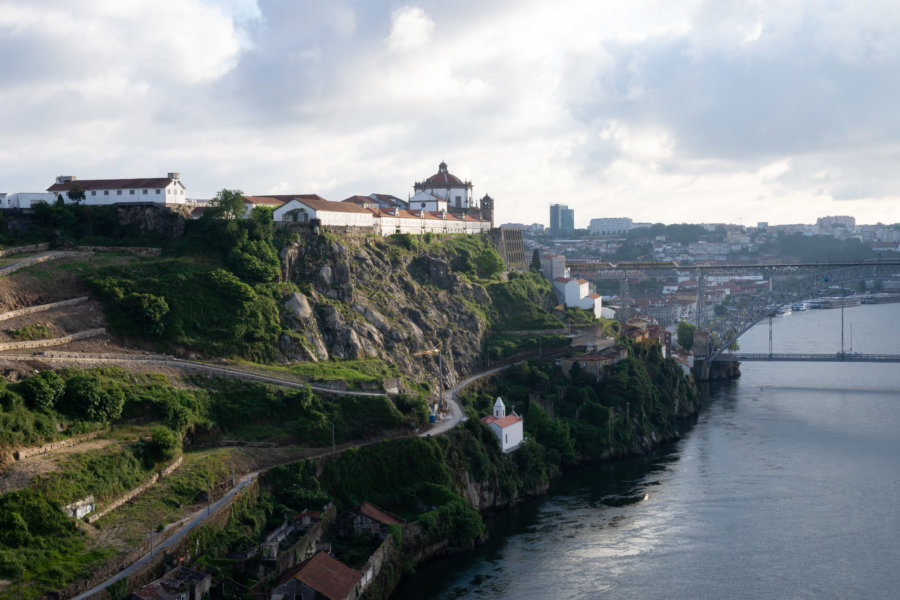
[339,502,404,539]
[273,196,374,228]
[559,345,629,379]
[481,397,524,453]
[46,173,188,206]
[270,551,363,600]
[551,277,602,318]
[131,566,211,600]
[241,195,286,216]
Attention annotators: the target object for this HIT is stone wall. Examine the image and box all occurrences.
[85,455,183,524]
[64,477,259,600]
[0,242,49,257]
[12,429,107,461]
[0,251,92,276]
[0,296,89,321]
[77,246,162,256]
[0,328,105,351]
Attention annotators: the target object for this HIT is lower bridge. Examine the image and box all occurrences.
[713,353,900,363]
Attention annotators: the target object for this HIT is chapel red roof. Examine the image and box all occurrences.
[482,414,522,428]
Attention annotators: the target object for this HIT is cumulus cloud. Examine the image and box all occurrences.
[1,0,899,225]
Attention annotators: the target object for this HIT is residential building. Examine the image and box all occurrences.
[817,215,856,228]
[271,551,363,600]
[46,173,188,206]
[541,253,569,280]
[132,566,211,600]
[273,196,374,228]
[589,217,632,236]
[338,502,404,540]
[481,397,523,453]
[551,277,602,317]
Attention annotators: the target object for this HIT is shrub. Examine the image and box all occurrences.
[59,375,124,423]
[150,426,182,462]
[21,371,66,413]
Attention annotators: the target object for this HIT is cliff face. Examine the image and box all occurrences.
[278,236,494,386]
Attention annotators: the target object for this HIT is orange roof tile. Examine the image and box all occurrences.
[295,552,362,600]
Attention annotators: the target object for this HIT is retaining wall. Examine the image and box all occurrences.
[77,246,162,257]
[0,328,105,351]
[13,429,108,461]
[0,296,89,322]
[85,455,184,524]
[0,242,49,257]
[0,251,92,276]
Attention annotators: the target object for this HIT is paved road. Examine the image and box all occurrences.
[419,364,514,437]
[70,472,259,600]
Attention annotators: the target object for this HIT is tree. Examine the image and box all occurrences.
[66,185,85,204]
[676,320,696,350]
[59,375,124,422]
[150,426,182,462]
[475,247,505,278]
[21,371,65,413]
[530,249,542,271]
[205,188,245,219]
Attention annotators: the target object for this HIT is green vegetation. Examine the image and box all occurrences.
[676,320,696,350]
[486,271,564,331]
[7,324,51,341]
[485,333,569,360]
[0,489,113,599]
[463,341,697,462]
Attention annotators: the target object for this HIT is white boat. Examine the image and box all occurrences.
[776,305,792,316]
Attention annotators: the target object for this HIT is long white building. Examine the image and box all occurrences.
[46,173,188,206]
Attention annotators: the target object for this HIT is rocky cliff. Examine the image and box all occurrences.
[278,235,498,387]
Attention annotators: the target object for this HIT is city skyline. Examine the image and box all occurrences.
[2,1,899,227]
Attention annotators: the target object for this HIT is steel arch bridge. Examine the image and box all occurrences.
[565,259,900,362]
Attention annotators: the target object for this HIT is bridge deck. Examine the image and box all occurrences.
[712,353,900,363]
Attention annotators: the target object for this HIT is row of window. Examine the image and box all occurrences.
[88,187,184,197]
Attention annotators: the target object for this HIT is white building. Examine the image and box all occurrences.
[413,161,476,211]
[541,253,569,280]
[45,173,188,205]
[1,192,58,209]
[589,217,633,235]
[552,277,603,317]
[481,397,523,453]
[273,196,374,227]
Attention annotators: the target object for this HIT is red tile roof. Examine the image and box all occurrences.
[285,197,372,214]
[295,552,362,600]
[482,414,522,428]
[359,502,404,525]
[47,177,175,192]
[553,277,572,283]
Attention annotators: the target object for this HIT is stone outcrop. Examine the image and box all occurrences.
[279,237,494,387]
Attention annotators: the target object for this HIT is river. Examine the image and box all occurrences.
[394,302,900,599]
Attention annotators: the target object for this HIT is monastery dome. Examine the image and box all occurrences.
[424,161,463,186]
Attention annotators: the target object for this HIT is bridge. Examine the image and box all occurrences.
[564,259,900,369]
[714,353,900,363]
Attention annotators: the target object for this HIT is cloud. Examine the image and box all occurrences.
[1,0,899,227]
[388,6,435,51]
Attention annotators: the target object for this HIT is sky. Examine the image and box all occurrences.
[1,0,899,227]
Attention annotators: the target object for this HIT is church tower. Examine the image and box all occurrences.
[493,397,506,419]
